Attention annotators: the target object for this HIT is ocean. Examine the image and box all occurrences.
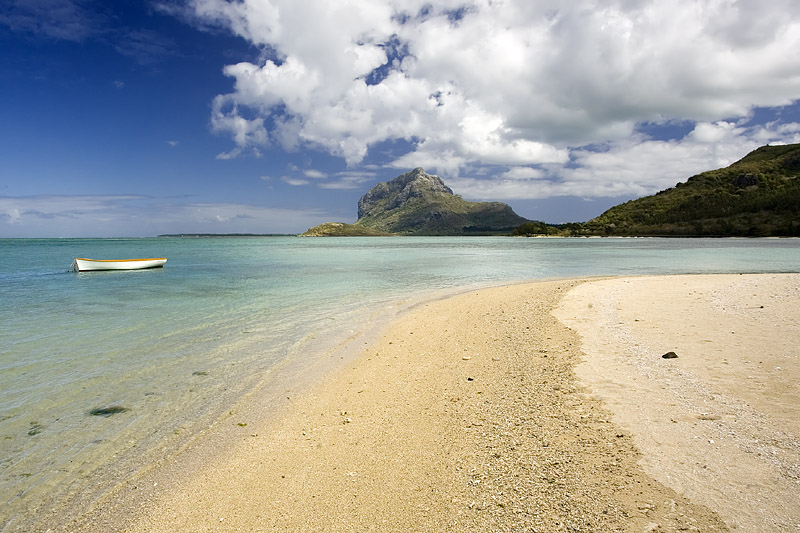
[2,236,799,530]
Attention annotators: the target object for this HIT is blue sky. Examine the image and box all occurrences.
[2,0,799,237]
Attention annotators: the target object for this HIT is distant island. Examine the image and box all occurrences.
[159,233,294,238]
[303,143,800,237]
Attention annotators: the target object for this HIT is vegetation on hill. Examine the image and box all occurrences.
[352,168,533,235]
[511,221,584,237]
[301,222,391,237]
[580,143,800,237]
[301,145,800,238]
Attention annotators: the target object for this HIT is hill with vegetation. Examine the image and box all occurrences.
[302,146,800,238]
[582,143,800,237]
[301,222,391,237]
[355,168,532,235]
[303,168,538,236]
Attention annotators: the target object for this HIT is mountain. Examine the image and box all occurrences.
[351,168,530,235]
[582,143,800,237]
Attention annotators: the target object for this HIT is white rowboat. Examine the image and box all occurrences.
[73,257,167,272]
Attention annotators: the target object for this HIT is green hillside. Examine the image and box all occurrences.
[301,222,391,237]
[583,143,800,236]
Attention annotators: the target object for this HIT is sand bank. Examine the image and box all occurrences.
[556,273,800,531]
[73,275,798,531]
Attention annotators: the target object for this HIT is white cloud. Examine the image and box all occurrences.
[211,94,268,158]
[281,177,310,186]
[502,167,546,181]
[318,171,377,190]
[188,0,800,199]
[450,120,800,201]
[303,169,326,179]
[687,122,744,144]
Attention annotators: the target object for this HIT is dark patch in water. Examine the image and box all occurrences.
[89,406,128,417]
[192,370,209,376]
[28,422,44,436]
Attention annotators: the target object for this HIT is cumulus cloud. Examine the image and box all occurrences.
[450,119,800,201]
[185,0,800,200]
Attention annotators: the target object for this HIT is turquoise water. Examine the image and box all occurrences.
[2,236,799,529]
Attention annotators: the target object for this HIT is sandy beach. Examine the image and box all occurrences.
[557,273,800,531]
[70,274,799,532]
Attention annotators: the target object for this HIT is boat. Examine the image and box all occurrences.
[73,257,167,272]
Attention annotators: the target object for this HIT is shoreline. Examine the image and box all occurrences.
[68,274,798,531]
[53,282,506,531]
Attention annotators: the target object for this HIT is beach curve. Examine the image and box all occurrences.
[66,275,799,531]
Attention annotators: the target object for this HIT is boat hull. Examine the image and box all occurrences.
[73,258,167,272]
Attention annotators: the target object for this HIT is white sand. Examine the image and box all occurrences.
[556,273,800,531]
[66,274,800,532]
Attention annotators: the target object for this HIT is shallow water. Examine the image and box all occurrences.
[1,236,799,529]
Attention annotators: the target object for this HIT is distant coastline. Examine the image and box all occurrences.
[158,233,297,238]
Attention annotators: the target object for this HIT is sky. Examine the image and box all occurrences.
[1,0,800,237]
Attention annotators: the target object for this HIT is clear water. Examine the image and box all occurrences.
[2,236,799,529]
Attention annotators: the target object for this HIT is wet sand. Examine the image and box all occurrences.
[70,274,799,531]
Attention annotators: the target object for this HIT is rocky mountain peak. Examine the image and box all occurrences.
[351,168,529,235]
[358,168,454,219]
